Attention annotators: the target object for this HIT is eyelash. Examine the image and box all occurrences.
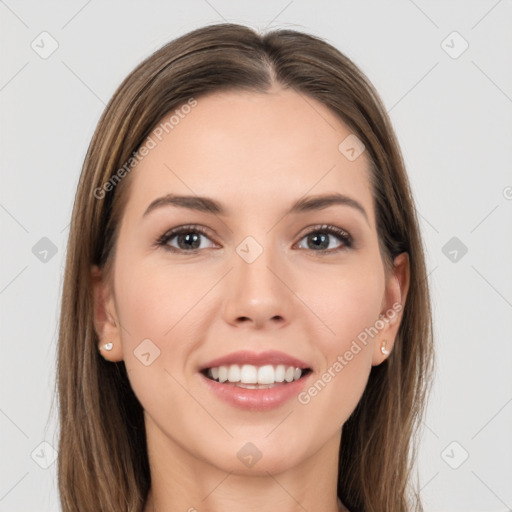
[154,223,353,255]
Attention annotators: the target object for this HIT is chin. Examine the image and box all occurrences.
[203,437,308,475]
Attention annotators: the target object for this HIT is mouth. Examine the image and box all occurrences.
[200,364,313,389]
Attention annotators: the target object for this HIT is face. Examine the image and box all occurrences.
[92,87,408,476]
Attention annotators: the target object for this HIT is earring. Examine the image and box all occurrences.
[102,342,113,351]
[381,340,389,355]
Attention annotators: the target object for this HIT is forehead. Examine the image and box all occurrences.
[124,88,374,224]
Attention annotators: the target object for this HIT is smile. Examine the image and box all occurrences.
[199,365,313,411]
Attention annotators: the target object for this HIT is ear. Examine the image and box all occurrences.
[371,252,410,366]
[91,265,124,362]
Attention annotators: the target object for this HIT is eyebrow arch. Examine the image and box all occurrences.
[143,192,369,224]
[289,193,369,224]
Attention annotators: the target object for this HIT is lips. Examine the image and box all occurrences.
[197,350,314,410]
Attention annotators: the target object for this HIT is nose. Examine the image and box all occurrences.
[222,243,295,330]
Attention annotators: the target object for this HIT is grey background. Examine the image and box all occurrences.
[1,1,511,511]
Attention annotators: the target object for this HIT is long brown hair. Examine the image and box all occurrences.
[56,22,434,512]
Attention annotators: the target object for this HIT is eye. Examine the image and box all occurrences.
[155,225,217,253]
[155,223,353,254]
[295,224,353,253]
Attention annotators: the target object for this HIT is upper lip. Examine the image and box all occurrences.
[198,350,312,372]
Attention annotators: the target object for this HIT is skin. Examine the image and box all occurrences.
[91,87,409,512]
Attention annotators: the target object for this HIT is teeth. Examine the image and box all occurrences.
[206,364,307,384]
[228,364,241,382]
[285,366,294,382]
[257,365,274,384]
[275,364,285,382]
[240,364,257,384]
[218,366,228,383]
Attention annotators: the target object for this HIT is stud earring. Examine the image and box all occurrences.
[102,342,113,351]
[381,340,389,355]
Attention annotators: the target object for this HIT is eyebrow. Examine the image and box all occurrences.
[143,192,369,224]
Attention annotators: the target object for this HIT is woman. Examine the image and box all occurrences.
[57,22,434,512]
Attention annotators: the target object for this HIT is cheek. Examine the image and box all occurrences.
[114,255,212,343]
[297,255,384,348]
[296,280,378,430]
[291,259,383,423]
[112,257,200,406]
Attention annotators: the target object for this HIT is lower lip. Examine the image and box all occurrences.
[199,372,312,411]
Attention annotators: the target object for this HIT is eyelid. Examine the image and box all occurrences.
[296,223,351,241]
